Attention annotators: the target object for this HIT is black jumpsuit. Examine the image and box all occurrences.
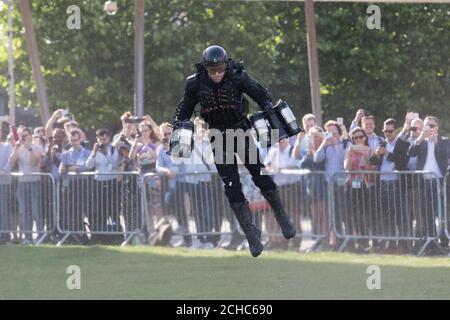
[174,59,277,206]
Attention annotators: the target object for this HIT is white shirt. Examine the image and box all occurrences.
[16,144,44,183]
[85,145,120,181]
[264,144,301,185]
[182,140,213,184]
[423,139,443,178]
[380,136,398,181]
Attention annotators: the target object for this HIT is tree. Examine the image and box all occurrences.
[0,1,448,134]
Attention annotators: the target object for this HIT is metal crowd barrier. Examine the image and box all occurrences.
[249,170,329,250]
[2,169,448,255]
[444,172,450,243]
[143,171,231,247]
[143,170,330,250]
[0,173,55,245]
[329,171,444,255]
[56,172,146,246]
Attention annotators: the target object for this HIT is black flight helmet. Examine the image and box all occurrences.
[202,45,228,68]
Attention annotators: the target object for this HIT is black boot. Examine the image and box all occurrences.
[230,201,264,257]
[261,189,296,239]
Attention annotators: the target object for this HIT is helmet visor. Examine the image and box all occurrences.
[205,63,226,76]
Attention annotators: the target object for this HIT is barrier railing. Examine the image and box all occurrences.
[444,172,450,243]
[1,169,448,255]
[329,171,444,255]
[0,173,55,245]
[247,169,329,251]
[56,172,146,246]
[143,171,231,247]
[144,170,330,250]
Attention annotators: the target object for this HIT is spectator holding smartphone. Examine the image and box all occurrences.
[129,120,161,240]
[42,128,67,179]
[350,109,384,151]
[369,118,410,252]
[399,112,423,171]
[408,116,450,251]
[59,130,91,242]
[314,120,349,181]
[292,114,317,160]
[85,129,121,243]
[344,127,375,251]
[9,126,44,244]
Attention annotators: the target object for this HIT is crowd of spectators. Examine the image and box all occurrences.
[0,108,449,255]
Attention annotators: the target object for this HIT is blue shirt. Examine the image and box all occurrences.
[60,146,91,172]
[0,142,13,185]
[0,142,12,173]
[156,144,187,183]
[314,140,347,181]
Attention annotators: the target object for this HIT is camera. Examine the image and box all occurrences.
[59,109,73,122]
[125,116,144,124]
[378,141,387,148]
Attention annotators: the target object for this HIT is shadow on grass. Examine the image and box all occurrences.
[0,245,449,300]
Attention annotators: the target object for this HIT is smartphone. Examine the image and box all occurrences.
[62,109,70,117]
[411,113,419,120]
[336,117,344,126]
[378,141,387,148]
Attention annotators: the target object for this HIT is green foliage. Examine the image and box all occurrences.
[316,3,450,133]
[0,2,448,133]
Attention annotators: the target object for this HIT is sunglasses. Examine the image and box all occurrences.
[410,127,420,132]
[353,135,365,141]
[428,124,436,129]
[383,129,395,134]
[206,64,226,75]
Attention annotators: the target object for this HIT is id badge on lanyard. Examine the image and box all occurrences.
[352,178,362,189]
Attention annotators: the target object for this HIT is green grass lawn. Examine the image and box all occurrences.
[0,245,449,300]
